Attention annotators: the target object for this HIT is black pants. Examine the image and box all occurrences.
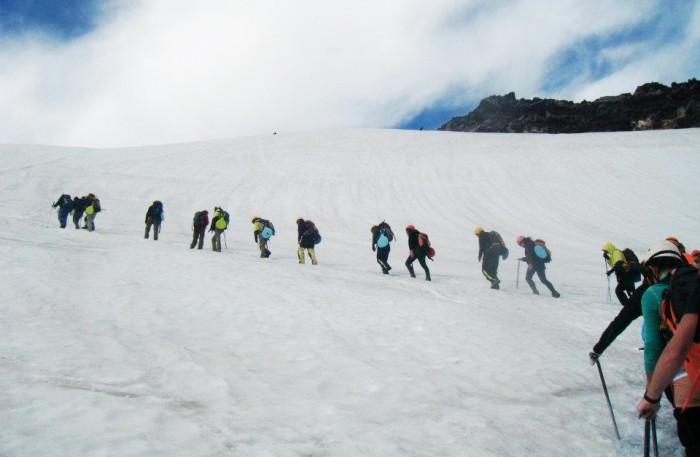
[190,227,205,249]
[406,254,430,280]
[674,407,700,456]
[481,251,500,285]
[145,219,161,240]
[376,246,391,273]
[615,274,636,307]
[593,282,647,355]
[526,264,556,293]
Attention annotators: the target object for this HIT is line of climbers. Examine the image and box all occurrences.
[586,237,700,455]
[52,193,102,231]
[51,195,700,452]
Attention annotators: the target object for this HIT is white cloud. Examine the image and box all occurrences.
[0,0,696,147]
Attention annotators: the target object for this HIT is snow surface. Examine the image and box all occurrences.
[1,128,699,456]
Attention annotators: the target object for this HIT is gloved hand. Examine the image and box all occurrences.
[409,250,415,258]
[589,351,600,365]
[606,269,613,277]
[603,252,610,260]
[372,246,376,252]
[520,257,527,262]
[477,255,481,262]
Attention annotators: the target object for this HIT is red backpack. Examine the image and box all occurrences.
[418,233,436,258]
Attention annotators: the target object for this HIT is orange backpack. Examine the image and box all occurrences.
[418,233,436,258]
[661,265,700,411]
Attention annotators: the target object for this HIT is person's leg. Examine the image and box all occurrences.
[417,255,431,281]
[525,267,538,294]
[298,246,305,263]
[377,247,390,273]
[536,268,559,297]
[405,255,416,277]
[592,289,644,354]
[309,248,317,265]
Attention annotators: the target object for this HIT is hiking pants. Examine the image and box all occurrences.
[376,246,391,273]
[145,217,161,240]
[85,214,95,232]
[72,210,84,229]
[614,274,636,307]
[191,227,205,249]
[57,208,70,228]
[212,229,224,252]
[526,264,555,294]
[406,254,430,281]
[481,251,500,285]
[592,282,647,355]
[259,237,270,258]
[298,246,317,264]
[674,405,700,456]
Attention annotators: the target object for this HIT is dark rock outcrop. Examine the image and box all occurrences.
[438,79,700,133]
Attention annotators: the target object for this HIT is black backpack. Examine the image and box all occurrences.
[193,212,205,226]
[59,194,73,209]
[622,248,642,282]
[151,201,163,219]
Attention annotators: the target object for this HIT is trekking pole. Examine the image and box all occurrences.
[644,419,650,457]
[516,259,521,289]
[223,231,228,250]
[604,258,611,303]
[595,359,620,440]
[651,418,658,457]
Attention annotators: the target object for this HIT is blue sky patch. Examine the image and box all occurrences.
[0,0,103,40]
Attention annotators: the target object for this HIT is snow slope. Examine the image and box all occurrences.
[1,128,699,456]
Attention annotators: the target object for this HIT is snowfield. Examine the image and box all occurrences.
[1,128,698,456]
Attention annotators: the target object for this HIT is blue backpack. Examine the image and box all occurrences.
[376,229,390,248]
[262,226,274,239]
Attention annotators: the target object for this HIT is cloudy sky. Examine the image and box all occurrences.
[1,0,698,147]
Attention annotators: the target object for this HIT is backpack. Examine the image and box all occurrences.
[489,231,508,259]
[193,212,205,226]
[660,265,700,411]
[151,201,164,220]
[378,222,394,241]
[622,248,642,282]
[418,232,435,258]
[215,210,229,230]
[91,198,101,213]
[261,219,275,239]
[59,194,73,209]
[534,239,552,263]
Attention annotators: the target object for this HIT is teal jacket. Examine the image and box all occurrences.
[641,282,669,373]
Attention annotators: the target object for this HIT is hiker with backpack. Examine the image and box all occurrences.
[190,210,209,249]
[252,216,275,258]
[475,227,508,290]
[636,240,700,455]
[602,242,637,306]
[84,193,101,232]
[296,217,319,265]
[71,196,89,229]
[589,264,654,364]
[144,200,164,240]
[51,194,73,228]
[516,236,560,297]
[209,207,229,252]
[405,225,432,281]
[371,221,394,274]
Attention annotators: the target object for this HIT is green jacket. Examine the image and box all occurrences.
[602,242,628,274]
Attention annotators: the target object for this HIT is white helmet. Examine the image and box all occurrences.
[643,240,683,265]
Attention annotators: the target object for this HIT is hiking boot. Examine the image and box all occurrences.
[426,273,431,281]
[551,290,561,298]
[491,282,500,290]
[312,261,318,265]
[532,290,540,295]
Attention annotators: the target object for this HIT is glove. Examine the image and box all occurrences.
[520,257,527,262]
[477,255,481,262]
[603,252,610,260]
[606,269,613,277]
[372,246,376,252]
[589,351,600,366]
